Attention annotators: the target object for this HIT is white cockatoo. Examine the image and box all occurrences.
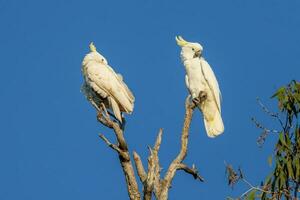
[81,42,135,122]
[176,36,224,137]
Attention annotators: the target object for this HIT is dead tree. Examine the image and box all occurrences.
[83,89,204,200]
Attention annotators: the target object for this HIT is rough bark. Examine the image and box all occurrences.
[97,111,141,200]
[132,97,203,200]
[83,90,204,200]
[158,96,196,200]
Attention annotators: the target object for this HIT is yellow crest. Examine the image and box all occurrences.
[175,36,188,47]
[89,42,97,52]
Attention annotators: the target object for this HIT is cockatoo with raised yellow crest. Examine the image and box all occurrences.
[81,43,135,122]
[176,36,224,137]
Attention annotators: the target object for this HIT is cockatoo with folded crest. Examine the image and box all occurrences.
[176,36,224,137]
[81,43,135,122]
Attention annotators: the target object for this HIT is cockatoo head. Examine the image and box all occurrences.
[175,36,203,60]
[82,42,108,66]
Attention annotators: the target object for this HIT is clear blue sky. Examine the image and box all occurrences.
[1,0,300,199]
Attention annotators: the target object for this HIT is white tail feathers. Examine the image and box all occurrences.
[108,97,122,123]
[203,111,224,138]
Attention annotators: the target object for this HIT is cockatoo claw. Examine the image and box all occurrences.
[192,97,201,105]
[192,91,207,105]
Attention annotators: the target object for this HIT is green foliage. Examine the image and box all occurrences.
[260,80,300,199]
[271,80,300,116]
[227,80,300,200]
[247,190,256,200]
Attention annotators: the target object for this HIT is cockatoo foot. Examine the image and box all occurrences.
[192,91,207,105]
[100,103,110,118]
[192,97,201,105]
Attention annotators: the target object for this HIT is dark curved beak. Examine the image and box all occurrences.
[194,50,201,58]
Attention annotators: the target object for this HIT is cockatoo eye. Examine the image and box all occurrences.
[192,48,195,51]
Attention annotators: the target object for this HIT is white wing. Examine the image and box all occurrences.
[200,58,221,112]
[199,58,224,137]
[81,81,107,108]
[83,61,134,122]
[185,75,191,93]
[108,96,122,123]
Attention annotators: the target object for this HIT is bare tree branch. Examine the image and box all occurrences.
[111,123,129,151]
[144,129,164,200]
[238,177,270,199]
[225,164,271,199]
[251,117,280,146]
[133,129,164,200]
[95,106,140,200]
[251,117,279,134]
[256,97,279,118]
[153,129,163,198]
[256,98,285,131]
[99,134,121,153]
[143,146,155,200]
[159,96,196,200]
[133,151,147,183]
[84,88,204,200]
[153,128,163,151]
[97,111,113,128]
[177,163,204,182]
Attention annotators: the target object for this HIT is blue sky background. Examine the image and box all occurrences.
[1,0,300,199]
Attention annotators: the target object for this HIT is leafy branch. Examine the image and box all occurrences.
[227,80,300,200]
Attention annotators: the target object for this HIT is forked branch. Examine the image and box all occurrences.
[84,89,204,200]
[158,96,197,200]
[95,103,140,200]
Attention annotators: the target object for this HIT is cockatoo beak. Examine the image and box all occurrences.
[194,50,201,58]
[175,35,188,47]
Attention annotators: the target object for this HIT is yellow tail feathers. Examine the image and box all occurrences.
[203,111,224,138]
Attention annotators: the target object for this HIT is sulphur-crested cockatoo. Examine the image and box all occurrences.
[81,43,135,122]
[176,36,224,137]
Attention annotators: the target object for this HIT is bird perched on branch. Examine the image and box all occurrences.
[81,42,135,122]
[176,36,224,137]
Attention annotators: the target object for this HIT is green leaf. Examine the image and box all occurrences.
[279,132,286,146]
[279,172,286,190]
[296,157,300,178]
[271,175,278,192]
[264,173,272,185]
[285,134,292,150]
[287,159,294,179]
[261,191,267,200]
[286,103,292,111]
[296,93,300,102]
[271,87,285,99]
[247,190,256,200]
[275,160,282,176]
